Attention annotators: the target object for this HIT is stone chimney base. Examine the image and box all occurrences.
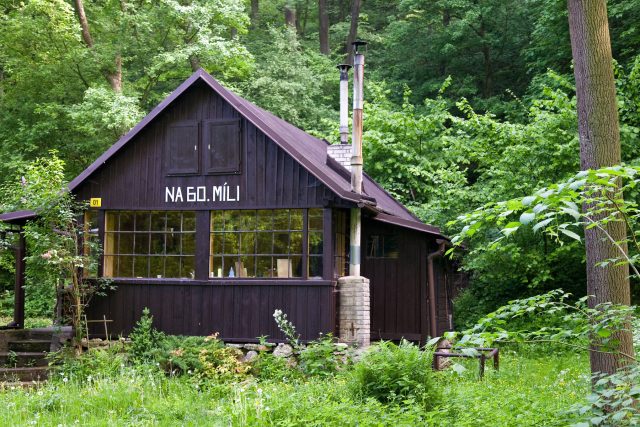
[337,276,370,347]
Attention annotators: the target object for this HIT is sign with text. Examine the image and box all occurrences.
[165,184,241,203]
[90,198,102,208]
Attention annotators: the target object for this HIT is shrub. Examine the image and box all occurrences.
[298,334,345,378]
[50,344,128,382]
[154,334,224,375]
[128,308,165,364]
[251,351,298,382]
[197,345,250,383]
[567,363,640,426]
[348,340,441,409]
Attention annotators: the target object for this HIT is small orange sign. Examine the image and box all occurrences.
[90,198,102,208]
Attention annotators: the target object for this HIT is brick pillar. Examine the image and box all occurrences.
[337,276,370,347]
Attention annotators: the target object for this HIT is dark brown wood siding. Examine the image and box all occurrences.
[87,280,335,341]
[75,80,339,341]
[74,81,334,210]
[363,219,429,342]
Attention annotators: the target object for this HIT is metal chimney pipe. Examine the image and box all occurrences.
[351,42,365,195]
[349,40,366,277]
[337,64,351,145]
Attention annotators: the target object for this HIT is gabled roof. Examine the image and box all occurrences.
[69,69,443,237]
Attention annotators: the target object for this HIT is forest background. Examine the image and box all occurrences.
[1,0,639,325]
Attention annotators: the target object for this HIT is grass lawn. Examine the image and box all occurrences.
[0,348,589,426]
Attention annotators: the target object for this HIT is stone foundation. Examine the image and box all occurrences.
[337,276,370,347]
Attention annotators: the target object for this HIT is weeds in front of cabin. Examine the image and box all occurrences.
[0,307,612,426]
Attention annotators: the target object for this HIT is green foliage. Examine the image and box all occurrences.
[128,308,165,364]
[251,350,298,382]
[50,344,128,384]
[349,340,441,409]
[297,334,345,378]
[0,153,108,331]
[0,0,251,180]
[196,344,251,383]
[567,364,640,426]
[445,290,637,360]
[238,27,337,134]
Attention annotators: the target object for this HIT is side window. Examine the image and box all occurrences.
[166,120,199,175]
[203,119,241,174]
[366,234,399,259]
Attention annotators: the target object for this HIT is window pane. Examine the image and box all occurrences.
[211,211,224,231]
[118,255,134,278]
[151,233,165,255]
[256,256,273,278]
[290,232,303,254]
[150,256,164,278]
[166,211,182,231]
[165,256,180,279]
[225,210,242,231]
[150,212,166,232]
[181,257,195,279]
[182,233,196,255]
[223,233,239,254]
[308,209,323,230]
[273,210,289,230]
[223,256,238,277]
[257,210,272,230]
[210,256,223,278]
[290,210,303,230]
[257,232,272,254]
[105,212,118,232]
[133,256,148,278]
[238,210,256,230]
[309,256,323,278]
[273,233,288,254]
[383,235,399,258]
[309,232,323,255]
[183,212,196,232]
[166,233,181,255]
[118,233,134,254]
[135,212,150,232]
[238,256,255,278]
[211,232,224,255]
[119,212,135,231]
[134,233,149,254]
[240,232,256,254]
[290,256,302,278]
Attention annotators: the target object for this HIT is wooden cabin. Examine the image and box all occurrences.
[2,69,457,343]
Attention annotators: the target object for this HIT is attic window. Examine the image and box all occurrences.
[203,119,241,174]
[166,121,199,175]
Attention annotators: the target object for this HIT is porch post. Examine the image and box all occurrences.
[13,229,26,328]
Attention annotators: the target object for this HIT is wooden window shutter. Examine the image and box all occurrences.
[203,119,241,174]
[166,120,199,175]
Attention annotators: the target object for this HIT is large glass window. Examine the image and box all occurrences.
[104,211,196,278]
[209,209,323,279]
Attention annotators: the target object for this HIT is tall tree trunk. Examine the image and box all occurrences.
[250,0,259,28]
[345,0,362,64]
[189,55,201,72]
[73,0,122,93]
[319,0,330,54]
[285,4,296,29]
[73,0,94,47]
[567,0,635,375]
